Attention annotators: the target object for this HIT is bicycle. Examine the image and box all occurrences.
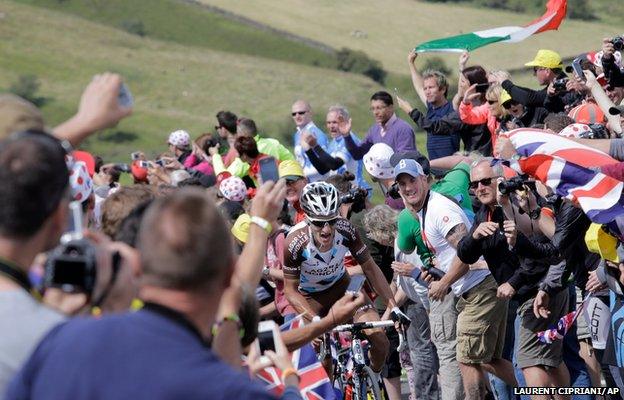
[319,320,407,400]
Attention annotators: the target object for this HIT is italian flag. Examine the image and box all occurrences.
[415,0,567,53]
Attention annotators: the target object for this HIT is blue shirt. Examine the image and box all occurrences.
[425,102,460,160]
[293,122,330,182]
[326,134,371,193]
[6,306,276,400]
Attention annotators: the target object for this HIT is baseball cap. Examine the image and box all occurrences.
[393,159,425,180]
[610,105,624,116]
[219,176,247,202]
[363,143,394,179]
[585,223,619,262]
[231,213,251,244]
[568,103,605,124]
[390,150,430,176]
[167,130,190,148]
[278,159,305,182]
[500,89,512,105]
[525,49,563,69]
[0,94,45,139]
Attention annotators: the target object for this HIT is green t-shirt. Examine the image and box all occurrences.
[396,162,472,260]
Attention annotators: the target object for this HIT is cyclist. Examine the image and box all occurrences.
[282,181,408,376]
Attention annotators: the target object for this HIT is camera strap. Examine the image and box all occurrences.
[0,258,32,294]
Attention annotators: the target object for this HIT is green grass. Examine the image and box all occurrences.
[0,0,428,164]
[198,0,621,81]
[11,0,338,70]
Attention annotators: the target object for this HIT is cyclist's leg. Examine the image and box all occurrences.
[353,300,390,374]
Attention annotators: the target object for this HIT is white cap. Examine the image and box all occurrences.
[168,130,190,148]
[363,143,394,179]
[220,176,247,202]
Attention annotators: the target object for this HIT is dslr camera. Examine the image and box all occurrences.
[44,201,98,295]
[552,78,568,93]
[498,175,536,196]
[612,36,624,51]
[340,187,368,205]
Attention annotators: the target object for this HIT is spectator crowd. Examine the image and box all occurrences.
[2,33,624,400]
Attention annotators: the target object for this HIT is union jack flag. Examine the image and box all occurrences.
[518,154,624,224]
[504,128,618,168]
[538,295,591,344]
[255,317,337,400]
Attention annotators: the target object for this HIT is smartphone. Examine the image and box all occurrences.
[113,163,131,173]
[256,320,279,362]
[118,82,134,108]
[346,274,366,296]
[131,152,141,161]
[475,83,490,94]
[572,56,585,82]
[139,160,150,169]
[155,159,166,167]
[258,156,279,183]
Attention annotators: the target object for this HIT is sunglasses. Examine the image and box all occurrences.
[308,218,338,228]
[469,177,496,189]
[291,111,307,116]
[487,100,498,105]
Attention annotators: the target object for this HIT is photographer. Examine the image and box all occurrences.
[0,131,70,393]
[601,36,624,89]
[501,49,576,113]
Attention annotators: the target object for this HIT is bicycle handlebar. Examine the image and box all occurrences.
[332,320,407,352]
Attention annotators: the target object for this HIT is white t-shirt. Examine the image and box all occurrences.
[419,191,490,296]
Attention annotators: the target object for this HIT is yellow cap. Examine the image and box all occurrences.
[500,89,512,105]
[525,49,563,69]
[278,159,305,181]
[585,223,619,262]
[231,213,251,244]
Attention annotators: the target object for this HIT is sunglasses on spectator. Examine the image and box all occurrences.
[502,101,519,110]
[487,99,498,105]
[308,218,339,227]
[469,177,497,189]
[291,111,307,116]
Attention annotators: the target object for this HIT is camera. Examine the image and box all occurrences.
[498,175,535,196]
[44,238,98,295]
[612,36,624,52]
[387,182,401,199]
[552,78,568,93]
[587,123,610,139]
[340,187,368,204]
[112,163,131,173]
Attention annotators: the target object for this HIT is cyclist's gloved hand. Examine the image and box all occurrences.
[390,307,410,326]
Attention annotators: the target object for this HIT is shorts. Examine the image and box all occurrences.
[382,327,403,379]
[302,273,370,317]
[456,275,508,364]
[575,286,590,341]
[516,288,569,369]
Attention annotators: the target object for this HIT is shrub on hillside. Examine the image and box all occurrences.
[335,48,387,84]
[9,74,41,104]
[120,19,146,37]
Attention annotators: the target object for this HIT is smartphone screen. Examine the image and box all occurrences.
[572,58,585,82]
[346,274,366,295]
[257,327,276,353]
[118,83,134,108]
[259,157,279,183]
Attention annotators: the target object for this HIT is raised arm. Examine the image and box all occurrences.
[408,50,427,105]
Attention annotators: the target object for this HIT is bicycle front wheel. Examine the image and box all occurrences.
[356,366,382,400]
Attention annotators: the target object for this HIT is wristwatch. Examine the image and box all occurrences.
[250,216,272,234]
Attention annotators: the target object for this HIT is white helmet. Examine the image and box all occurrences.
[300,182,340,221]
[363,143,394,179]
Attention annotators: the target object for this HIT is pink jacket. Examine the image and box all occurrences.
[183,154,214,176]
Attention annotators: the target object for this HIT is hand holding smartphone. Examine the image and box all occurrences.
[256,320,280,364]
[346,274,366,297]
[258,156,280,184]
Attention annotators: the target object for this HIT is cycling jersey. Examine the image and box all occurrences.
[283,218,371,293]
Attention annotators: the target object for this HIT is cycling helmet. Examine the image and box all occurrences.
[363,143,394,179]
[300,182,340,221]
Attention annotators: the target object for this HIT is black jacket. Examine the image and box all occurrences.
[502,77,577,113]
[457,205,549,303]
[409,108,491,156]
[602,54,624,88]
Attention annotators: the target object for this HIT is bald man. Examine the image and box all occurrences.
[291,100,329,182]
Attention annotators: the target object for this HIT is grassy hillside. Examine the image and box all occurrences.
[198,0,620,80]
[10,0,338,70]
[1,0,432,162]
